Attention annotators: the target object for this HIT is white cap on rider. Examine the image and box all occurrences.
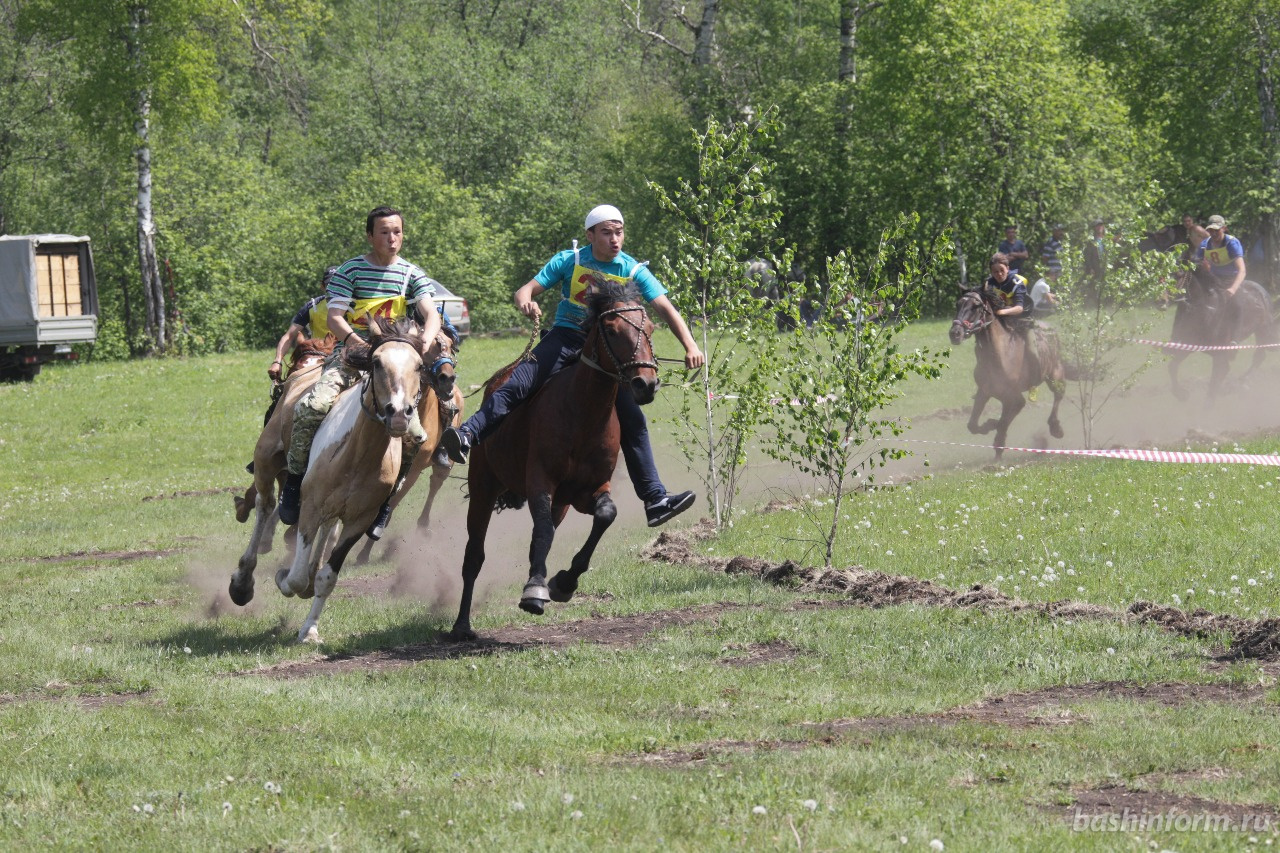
[584,204,624,230]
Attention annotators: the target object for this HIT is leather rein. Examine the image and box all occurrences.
[952,291,996,338]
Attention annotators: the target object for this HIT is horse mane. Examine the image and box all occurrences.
[341,316,421,372]
[582,274,644,328]
[289,334,335,370]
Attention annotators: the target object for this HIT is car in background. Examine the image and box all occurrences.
[431,281,470,339]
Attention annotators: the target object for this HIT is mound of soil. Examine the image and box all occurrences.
[642,527,1280,661]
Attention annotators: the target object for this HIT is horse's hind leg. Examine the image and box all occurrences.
[297,531,361,644]
[1207,354,1231,399]
[549,493,617,603]
[519,492,556,616]
[229,488,280,605]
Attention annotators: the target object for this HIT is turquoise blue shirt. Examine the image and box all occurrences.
[534,245,667,330]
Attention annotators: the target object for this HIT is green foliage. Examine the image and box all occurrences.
[763,214,952,568]
[1053,207,1180,447]
[650,112,791,527]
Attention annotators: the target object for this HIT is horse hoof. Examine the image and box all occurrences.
[274,568,296,598]
[1050,422,1064,439]
[447,626,477,642]
[228,577,254,606]
[547,571,578,603]
[300,625,322,644]
[519,581,551,615]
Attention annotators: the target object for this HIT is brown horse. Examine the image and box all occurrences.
[1167,271,1278,400]
[449,277,659,640]
[232,336,334,560]
[229,316,429,642]
[949,287,1068,460]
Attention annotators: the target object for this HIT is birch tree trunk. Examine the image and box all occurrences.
[1253,10,1280,291]
[129,4,165,352]
[692,0,718,67]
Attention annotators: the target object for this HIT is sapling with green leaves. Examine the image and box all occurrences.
[762,215,951,568]
[650,111,794,528]
[1053,223,1178,448]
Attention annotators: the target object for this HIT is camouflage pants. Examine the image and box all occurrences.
[286,351,427,476]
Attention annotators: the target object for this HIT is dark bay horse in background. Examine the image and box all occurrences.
[950,287,1069,460]
[1166,270,1278,400]
[449,277,659,640]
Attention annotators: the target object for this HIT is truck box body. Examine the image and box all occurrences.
[0,234,98,348]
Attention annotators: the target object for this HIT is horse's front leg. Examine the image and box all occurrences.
[967,389,999,435]
[1207,353,1231,399]
[229,487,279,605]
[519,491,556,615]
[991,394,1026,460]
[1046,378,1066,439]
[416,460,452,531]
[549,492,617,603]
[296,530,362,644]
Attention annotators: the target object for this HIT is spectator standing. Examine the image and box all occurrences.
[1039,224,1065,276]
[998,225,1030,276]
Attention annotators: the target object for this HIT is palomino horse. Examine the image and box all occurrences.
[228,316,429,642]
[231,336,334,557]
[352,331,465,563]
[1166,270,1278,400]
[449,277,659,640]
[950,287,1068,460]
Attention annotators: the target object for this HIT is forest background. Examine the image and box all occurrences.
[2,0,1278,358]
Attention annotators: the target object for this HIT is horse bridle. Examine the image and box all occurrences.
[951,291,995,337]
[358,339,426,428]
[579,305,659,382]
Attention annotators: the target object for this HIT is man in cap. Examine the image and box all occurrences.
[1193,214,1247,333]
[441,204,706,527]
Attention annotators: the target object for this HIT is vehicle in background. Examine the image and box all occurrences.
[0,234,98,381]
[431,281,470,339]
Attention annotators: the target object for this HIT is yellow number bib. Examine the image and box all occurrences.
[347,295,407,330]
[569,264,631,306]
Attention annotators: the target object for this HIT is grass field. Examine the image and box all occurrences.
[1,317,1278,851]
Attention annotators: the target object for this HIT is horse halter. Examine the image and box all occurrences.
[580,304,659,382]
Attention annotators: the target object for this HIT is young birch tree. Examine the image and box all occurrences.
[650,113,792,529]
[762,214,950,568]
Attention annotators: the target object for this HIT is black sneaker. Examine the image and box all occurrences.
[645,490,695,527]
[366,500,393,541]
[441,427,471,464]
[278,472,303,525]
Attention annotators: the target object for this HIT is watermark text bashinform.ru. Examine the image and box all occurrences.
[1073,808,1274,833]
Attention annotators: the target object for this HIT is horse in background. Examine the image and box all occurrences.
[229,316,430,643]
[449,276,659,640]
[949,287,1069,460]
[232,335,334,545]
[1166,270,1278,400]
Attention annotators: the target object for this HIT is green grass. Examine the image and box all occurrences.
[1,319,1278,850]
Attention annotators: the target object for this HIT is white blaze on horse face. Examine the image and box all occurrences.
[375,345,422,436]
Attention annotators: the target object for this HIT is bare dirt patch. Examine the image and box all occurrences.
[629,680,1275,766]
[0,685,154,709]
[717,639,800,667]
[34,547,188,565]
[1055,782,1279,831]
[142,486,244,502]
[642,528,1280,661]
[241,603,745,679]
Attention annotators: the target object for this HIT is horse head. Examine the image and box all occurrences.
[342,315,425,437]
[423,330,457,400]
[289,333,336,373]
[949,287,993,345]
[582,273,659,405]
